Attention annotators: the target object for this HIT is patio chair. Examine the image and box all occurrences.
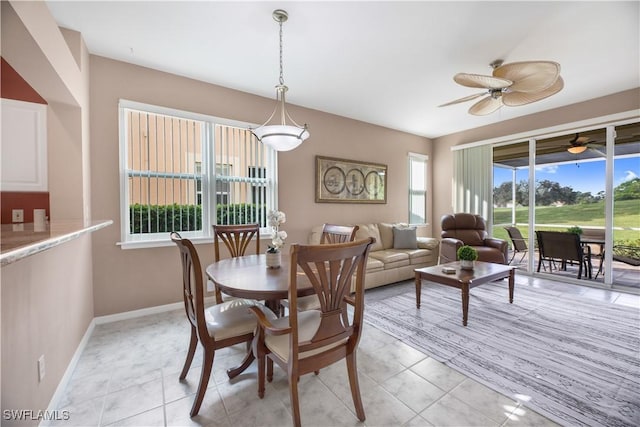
[504,226,528,265]
[536,231,592,279]
[612,245,640,266]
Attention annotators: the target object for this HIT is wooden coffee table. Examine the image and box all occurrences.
[414,261,515,326]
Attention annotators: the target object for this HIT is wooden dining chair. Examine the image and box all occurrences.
[212,223,260,303]
[282,224,359,314]
[320,223,359,244]
[249,238,375,427]
[171,232,276,417]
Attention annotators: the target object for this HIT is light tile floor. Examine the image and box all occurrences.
[49,276,639,427]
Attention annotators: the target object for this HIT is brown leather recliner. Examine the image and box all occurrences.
[440,213,508,264]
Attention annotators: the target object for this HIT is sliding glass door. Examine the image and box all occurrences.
[611,123,640,287]
[492,121,640,290]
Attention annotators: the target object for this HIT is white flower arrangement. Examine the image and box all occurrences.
[267,210,287,253]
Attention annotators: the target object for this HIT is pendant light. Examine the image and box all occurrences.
[251,9,309,151]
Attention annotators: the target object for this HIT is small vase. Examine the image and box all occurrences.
[266,251,281,269]
[460,259,474,270]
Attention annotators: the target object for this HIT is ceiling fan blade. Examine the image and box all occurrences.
[454,73,512,89]
[575,137,590,144]
[469,96,504,116]
[493,61,560,93]
[438,92,486,107]
[502,76,564,106]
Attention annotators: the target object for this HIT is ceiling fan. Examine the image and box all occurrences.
[566,133,603,154]
[439,59,564,116]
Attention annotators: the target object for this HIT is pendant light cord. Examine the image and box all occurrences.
[279,18,285,86]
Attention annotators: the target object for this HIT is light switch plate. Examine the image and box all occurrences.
[12,209,24,223]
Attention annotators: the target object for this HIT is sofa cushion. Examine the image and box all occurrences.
[365,257,385,273]
[402,248,432,260]
[377,223,395,249]
[355,224,383,252]
[393,226,418,249]
[417,237,439,250]
[308,225,324,244]
[369,250,410,269]
[403,248,434,265]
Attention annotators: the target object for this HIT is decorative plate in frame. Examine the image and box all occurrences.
[315,156,387,203]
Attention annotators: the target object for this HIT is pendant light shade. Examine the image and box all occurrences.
[251,10,309,151]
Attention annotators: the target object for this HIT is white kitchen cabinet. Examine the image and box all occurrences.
[1,98,47,192]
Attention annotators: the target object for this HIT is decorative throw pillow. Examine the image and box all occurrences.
[393,226,418,249]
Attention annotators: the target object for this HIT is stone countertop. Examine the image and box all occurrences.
[1,219,113,266]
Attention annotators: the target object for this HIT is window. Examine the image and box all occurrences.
[119,100,277,247]
[215,163,231,205]
[408,153,428,224]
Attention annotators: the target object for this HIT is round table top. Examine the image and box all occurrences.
[205,254,314,301]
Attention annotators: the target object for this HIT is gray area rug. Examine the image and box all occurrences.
[363,279,640,426]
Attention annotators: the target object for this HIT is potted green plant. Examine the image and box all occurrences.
[567,226,583,235]
[457,245,478,270]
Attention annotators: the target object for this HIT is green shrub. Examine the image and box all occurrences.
[216,203,266,226]
[129,203,201,233]
[129,203,267,233]
[566,226,583,235]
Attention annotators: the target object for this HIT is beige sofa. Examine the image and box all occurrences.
[309,222,440,290]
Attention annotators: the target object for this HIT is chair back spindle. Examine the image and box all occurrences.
[320,224,359,244]
[212,223,260,302]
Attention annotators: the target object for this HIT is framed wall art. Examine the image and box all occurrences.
[315,156,387,203]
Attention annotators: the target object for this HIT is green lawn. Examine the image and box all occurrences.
[493,199,640,244]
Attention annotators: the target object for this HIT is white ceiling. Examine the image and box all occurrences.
[45,1,640,139]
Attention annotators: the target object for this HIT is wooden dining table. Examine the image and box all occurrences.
[205,253,315,314]
[205,254,316,378]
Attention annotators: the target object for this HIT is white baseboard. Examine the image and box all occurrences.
[42,319,96,426]
[94,301,183,324]
[42,296,215,424]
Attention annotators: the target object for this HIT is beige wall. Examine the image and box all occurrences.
[89,56,432,316]
[1,236,95,424]
[2,0,638,418]
[431,89,640,239]
[1,1,94,422]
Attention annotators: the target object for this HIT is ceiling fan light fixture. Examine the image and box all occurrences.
[441,59,563,116]
[567,145,588,154]
[251,9,309,152]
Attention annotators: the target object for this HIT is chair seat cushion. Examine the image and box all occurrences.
[280,295,321,312]
[265,310,344,361]
[205,299,275,341]
[294,295,321,311]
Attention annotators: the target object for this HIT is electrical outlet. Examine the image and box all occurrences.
[12,209,24,223]
[206,280,214,292]
[38,355,46,381]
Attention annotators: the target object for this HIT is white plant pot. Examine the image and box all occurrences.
[266,251,281,269]
[460,259,474,270]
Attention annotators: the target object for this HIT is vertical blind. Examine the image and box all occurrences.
[452,144,492,219]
